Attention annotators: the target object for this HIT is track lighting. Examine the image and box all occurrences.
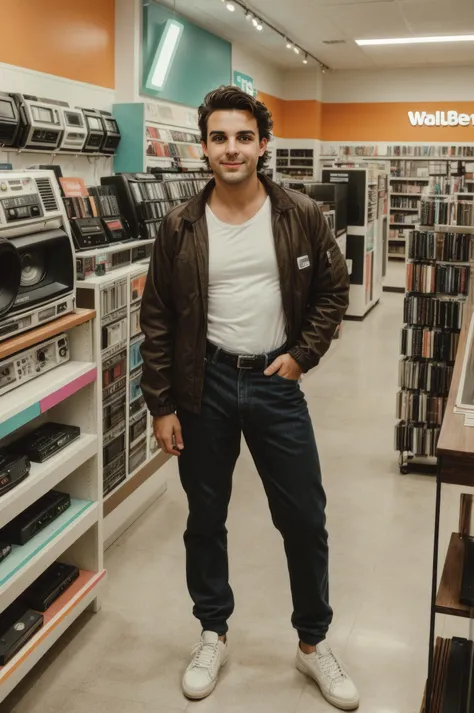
[294,46,300,54]
[226,1,235,10]
[286,40,293,49]
[303,54,308,64]
[256,22,263,30]
[252,17,258,26]
[245,10,252,20]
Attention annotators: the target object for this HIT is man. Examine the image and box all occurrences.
[140,85,359,711]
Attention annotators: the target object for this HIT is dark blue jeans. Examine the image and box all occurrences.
[177,345,333,646]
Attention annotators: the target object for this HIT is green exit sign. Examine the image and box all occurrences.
[233,71,256,97]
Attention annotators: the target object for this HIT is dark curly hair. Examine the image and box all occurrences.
[198,85,273,172]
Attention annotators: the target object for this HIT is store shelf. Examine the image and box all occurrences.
[390,207,419,212]
[0,362,97,441]
[435,533,472,618]
[390,193,423,197]
[0,434,98,530]
[76,239,154,258]
[388,253,406,259]
[0,310,95,362]
[0,568,106,702]
[390,177,430,181]
[0,499,98,613]
[78,262,149,287]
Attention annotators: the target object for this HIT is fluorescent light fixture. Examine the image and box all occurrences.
[146,19,183,91]
[226,2,235,11]
[356,34,474,46]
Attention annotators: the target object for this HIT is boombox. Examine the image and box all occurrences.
[0,170,76,342]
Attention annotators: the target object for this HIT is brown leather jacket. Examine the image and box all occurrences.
[139,174,349,416]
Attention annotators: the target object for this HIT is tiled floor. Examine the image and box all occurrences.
[3,293,454,713]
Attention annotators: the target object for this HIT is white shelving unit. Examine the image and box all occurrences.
[76,265,169,549]
[0,309,106,703]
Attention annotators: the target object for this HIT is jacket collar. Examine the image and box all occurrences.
[180,172,295,224]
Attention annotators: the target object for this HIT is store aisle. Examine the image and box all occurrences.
[3,293,437,713]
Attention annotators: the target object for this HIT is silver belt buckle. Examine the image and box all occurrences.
[237,354,255,369]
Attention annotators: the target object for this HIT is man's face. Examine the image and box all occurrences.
[202,109,267,185]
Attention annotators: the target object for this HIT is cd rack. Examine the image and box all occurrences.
[395,225,473,474]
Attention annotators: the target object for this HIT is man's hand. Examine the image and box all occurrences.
[264,354,302,381]
[153,414,184,456]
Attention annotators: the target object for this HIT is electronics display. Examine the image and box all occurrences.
[99,110,121,154]
[9,422,80,463]
[130,306,142,338]
[102,217,129,243]
[130,371,142,403]
[129,439,146,474]
[20,561,79,612]
[103,392,126,436]
[0,171,75,341]
[0,92,21,147]
[101,173,163,239]
[129,411,147,448]
[0,490,71,545]
[101,278,127,318]
[12,94,64,151]
[0,452,30,496]
[80,107,105,153]
[129,336,144,371]
[0,602,43,665]
[0,333,69,397]
[103,450,126,496]
[71,217,108,251]
[58,107,87,152]
[102,348,127,402]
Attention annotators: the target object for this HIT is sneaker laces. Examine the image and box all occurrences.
[190,640,219,672]
[317,648,346,686]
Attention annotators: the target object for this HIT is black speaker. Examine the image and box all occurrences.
[0,229,74,326]
[0,238,21,318]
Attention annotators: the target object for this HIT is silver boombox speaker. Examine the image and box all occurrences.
[0,170,76,342]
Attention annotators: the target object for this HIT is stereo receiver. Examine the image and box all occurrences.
[0,92,20,147]
[0,333,69,397]
[99,110,121,154]
[80,107,105,153]
[0,452,30,496]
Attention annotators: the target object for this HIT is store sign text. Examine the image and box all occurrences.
[408,111,474,127]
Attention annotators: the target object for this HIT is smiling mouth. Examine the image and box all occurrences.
[221,162,243,166]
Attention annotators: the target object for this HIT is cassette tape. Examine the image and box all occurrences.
[130,274,147,303]
[129,336,144,371]
[129,440,146,474]
[130,306,142,338]
[129,412,147,448]
[130,371,142,403]
[100,279,127,318]
[102,318,127,351]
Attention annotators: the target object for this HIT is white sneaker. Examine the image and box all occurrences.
[182,631,228,700]
[296,640,359,711]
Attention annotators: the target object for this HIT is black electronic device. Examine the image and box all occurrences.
[0,490,71,545]
[0,333,69,397]
[70,217,108,251]
[0,92,21,147]
[79,107,105,153]
[304,183,348,237]
[9,423,80,464]
[0,452,30,496]
[101,216,130,243]
[460,536,474,607]
[101,173,167,239]
[0,543,12,563]
[20,561,80,612]
[98,110,121,154]
[0,602,43,665]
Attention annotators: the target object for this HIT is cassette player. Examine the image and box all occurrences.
[9,423,80,463]
[71,217,108,251]
[0,490,71,545]
[0,602,43,665]
[0,452,30,496]
[20,561,80,612]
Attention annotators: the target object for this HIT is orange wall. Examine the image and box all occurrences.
[0,0,115,89]
[258,92,322,139]
[322,102,474,142]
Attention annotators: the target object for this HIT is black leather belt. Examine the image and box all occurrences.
[206,341,271,370]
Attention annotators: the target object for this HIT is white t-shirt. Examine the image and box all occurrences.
[206,196,287,355]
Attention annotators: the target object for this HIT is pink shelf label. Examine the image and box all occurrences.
[40,368,97,412]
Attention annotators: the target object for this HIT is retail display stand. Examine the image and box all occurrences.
[420,275,474,712]
[395,224,473,475]
[321,166,387,319]
[0,309,106,703]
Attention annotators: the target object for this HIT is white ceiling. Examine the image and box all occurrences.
[155,0,474,71]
